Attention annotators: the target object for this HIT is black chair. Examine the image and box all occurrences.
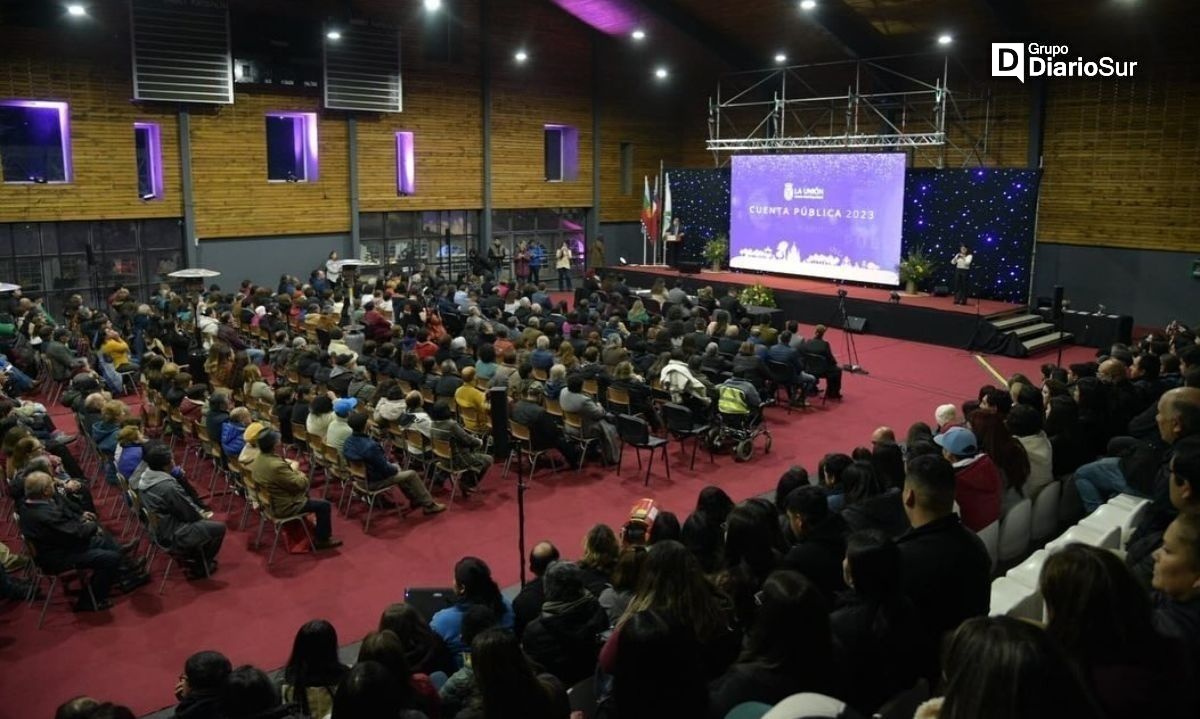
[765,360,803,413]
[616,413,670,486]
[802,351,831,404]
[661,402,713,470]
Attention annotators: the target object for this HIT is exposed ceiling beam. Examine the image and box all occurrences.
[631,0,764,70]
[804,0,892,59]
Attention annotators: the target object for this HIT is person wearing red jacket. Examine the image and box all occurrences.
[934,426,1003,532]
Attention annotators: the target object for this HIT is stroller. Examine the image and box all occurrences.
[707,380,772,461]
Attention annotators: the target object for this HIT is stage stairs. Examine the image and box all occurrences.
[987,309,1073,357]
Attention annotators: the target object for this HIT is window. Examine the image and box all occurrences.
[396,131,415,196]
[0,100,72,183]
[620,142,634,195]
[544,124,579,182]
[134,122,163,200]
[265,112,318,182]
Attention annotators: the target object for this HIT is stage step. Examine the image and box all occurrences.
[991,313,1042,331]
[1011,321,1058,338]
[1022,331,1074,354]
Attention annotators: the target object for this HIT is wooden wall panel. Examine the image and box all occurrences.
[0,34,183,222]
[189,92,350,239]
[1038,66,1200,251]
[488,0,594,210]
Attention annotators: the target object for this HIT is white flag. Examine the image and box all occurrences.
[661,173,672,241]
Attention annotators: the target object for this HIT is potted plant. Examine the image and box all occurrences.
[739,282,777,308]
[898,246,935,294]
[703,234,729,272]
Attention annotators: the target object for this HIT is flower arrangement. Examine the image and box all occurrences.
[703,234,729,271]
[739,282,777,308]
[898,246,936,292]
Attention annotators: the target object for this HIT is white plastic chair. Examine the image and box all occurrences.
[1031,480,1062,543]
[977,519,1000,571]
[1006,549,1049,590]
[1080,498,1150,547]
[989,576,1042,621]
[1045,523,1121,553]
[998,498,1032,564]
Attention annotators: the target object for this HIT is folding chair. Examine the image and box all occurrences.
[503,419,561,481]
[616,413,670,486]
[430,434,470,506]
[562,411,598,471]
[346,460,403,533]
[661,402,714,470]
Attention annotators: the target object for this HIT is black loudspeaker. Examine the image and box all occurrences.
[488,387,510,459]
[932,285,950,297]
[677,260,704,274]
[403,586,456,620]
[845,316,867,333]
[1052,285,1065,320]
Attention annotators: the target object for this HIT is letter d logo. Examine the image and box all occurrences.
[783,182,793,201]
[992,43,1025,83]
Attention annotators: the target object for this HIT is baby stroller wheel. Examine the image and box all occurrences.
[734,440,754,462]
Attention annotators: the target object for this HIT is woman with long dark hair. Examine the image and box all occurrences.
[840,460,909,538]
[431,557,514,657]
[1040,543,1192,719]
[458,628,567,719]
[830,531,921,715]
[716,499,784,628]
[916,616,1102,719]
[1045,395,1090,477]
[708,570,835,718]
[605,540,738,679]
[355,630,438,718]
[280,620,349,719]
[378,603,456,677]
[610,610,708,719]
[969,407,1031,502]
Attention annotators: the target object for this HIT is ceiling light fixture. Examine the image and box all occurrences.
[775,53,787,64]
[631,29,646,41]
[799,0,817,10]
[423,0,441,11]
[654,67,668,79]
[326,30,341,40]
[937,33,953,45]
[514,50,528,63]
[66,4,87,16]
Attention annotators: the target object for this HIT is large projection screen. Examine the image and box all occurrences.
[729,153,907,285]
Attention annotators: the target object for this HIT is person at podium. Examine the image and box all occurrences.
[952,245,973,305]
[664,217,683,268]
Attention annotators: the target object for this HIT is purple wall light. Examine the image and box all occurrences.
[396,131,415,196]
[134,122,164,199]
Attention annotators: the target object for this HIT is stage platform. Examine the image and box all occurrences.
[610,265,1025,350]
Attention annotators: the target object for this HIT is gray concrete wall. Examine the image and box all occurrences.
[1032,243,1200,328]
[194,233,352,291]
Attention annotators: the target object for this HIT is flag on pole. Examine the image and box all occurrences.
[650,175,660,243]
[661,173,672,242]
[640,176,654,244]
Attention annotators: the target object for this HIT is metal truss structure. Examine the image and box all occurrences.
[705,53,995,166]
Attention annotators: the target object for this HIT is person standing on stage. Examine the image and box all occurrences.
[556,240,573,291]
[952,245,973,305]
[488,238,508,283]
[664,217,683,268]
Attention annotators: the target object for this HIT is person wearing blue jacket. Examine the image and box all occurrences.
[340,412,444,515]
[431,556,516,663]
[220,406,251,460]
[91,399,126,486]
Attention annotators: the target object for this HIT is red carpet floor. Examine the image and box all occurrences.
[0,332,1097,719]
[617,265,1022,317]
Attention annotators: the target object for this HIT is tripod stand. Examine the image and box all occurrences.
[834,290,867,375]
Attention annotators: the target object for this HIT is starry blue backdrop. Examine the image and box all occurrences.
[667,165,1042,303]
